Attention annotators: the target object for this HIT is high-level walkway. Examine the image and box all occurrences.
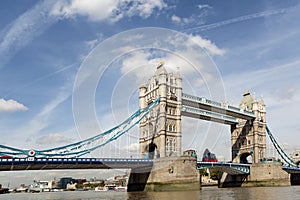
[182,93,255,124]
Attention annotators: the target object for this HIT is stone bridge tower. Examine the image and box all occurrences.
[139,62,182,159]
[231,91,266,164]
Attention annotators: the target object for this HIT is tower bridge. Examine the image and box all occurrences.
[0,62,299,190]
[139,62,266,165]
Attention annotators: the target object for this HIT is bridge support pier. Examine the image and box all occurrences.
[291,174,300,185]
[244,163,290,187]
[219,163,290,187]
[219,173,247,187]
[144,156,200,191]
[127,167,152,192]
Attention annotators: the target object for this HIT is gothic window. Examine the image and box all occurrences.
[166,138,169,151]
[173,139,176,151]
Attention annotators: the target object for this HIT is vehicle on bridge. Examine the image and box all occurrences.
[202,149,218,162]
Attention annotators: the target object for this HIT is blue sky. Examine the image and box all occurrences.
[0,0,300,168]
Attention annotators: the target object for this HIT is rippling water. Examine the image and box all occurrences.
[1,186,300,200]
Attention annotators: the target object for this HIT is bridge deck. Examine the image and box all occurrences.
[0,158,153,172]
[182,93,255,121]
[197,162,250,175]
[282,166,300,174]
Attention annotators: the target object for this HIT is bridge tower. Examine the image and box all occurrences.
[231,91,266,164]
[139,62,182,158]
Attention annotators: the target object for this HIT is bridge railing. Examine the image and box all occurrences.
[0,157,154,163]
[182,93,255,118]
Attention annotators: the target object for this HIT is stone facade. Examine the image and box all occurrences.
[244,163,290,186]
[139,62,182,158]
[219,162,290,187]
[231,91,266,164]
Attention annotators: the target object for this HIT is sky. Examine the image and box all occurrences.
[0,0,300,185]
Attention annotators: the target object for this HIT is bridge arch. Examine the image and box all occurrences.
[239,152,252,164]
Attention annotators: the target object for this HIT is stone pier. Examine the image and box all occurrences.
[145,156,200,191]
[219,162,290,187]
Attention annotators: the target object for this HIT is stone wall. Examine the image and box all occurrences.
[145,156,200,191]
[243,163,290,187]
[219,163,290,187]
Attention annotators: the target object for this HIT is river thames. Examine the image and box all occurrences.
[0,186,299,200]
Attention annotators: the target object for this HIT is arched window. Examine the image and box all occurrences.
[166,138,169,151]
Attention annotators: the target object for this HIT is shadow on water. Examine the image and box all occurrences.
[127,190,201,200]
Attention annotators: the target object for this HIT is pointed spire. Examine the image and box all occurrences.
[155,61,167,75]
[140,77,146,89]
[176,66,181,79]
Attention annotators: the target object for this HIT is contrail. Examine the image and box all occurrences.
[186,9,287,33]
[0,1,57,68]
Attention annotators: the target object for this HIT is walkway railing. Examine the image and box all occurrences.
[182,93,255,119]
[182,105,238,124]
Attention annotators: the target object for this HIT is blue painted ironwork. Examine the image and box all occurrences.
[0,98,160,158]
[197,161,250,175]
[0,157,153,171]
[266,126,298,167]
[282,166,300,174]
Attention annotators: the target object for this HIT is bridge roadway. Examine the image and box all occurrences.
[182,93,255,123]
[3,158,296,176]
[0,157,252,175]
[197,162,250,175]
[282,166,300,174]
[0,157,153,171]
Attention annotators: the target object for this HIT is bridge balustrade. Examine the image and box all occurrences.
[182,105,238,124]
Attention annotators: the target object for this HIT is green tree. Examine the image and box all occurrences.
[209,169,222,180]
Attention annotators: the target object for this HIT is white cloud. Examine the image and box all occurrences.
[0,98,28,113]
[197,4,212,10]
[84,33,104,50]
[115,32,226,98]
[36,133,73,145]
[51,0,119,21]
[187,34,226,56]
[171,14,181,23]
[51,0,167,22]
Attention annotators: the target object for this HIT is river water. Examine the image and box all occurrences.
[0,186,300,200]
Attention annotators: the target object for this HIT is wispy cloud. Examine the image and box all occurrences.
[28,82,72,136]
[0,98,28,113]
[50,0,167,22]
[36,133,73,145]
[0,1,58,68]
[187,9,287,33]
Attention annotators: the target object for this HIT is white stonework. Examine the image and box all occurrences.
[139,62,182,158]
[290,150,300,164]
[231,91,266,164]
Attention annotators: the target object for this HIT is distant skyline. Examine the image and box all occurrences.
[0,0,300,184]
